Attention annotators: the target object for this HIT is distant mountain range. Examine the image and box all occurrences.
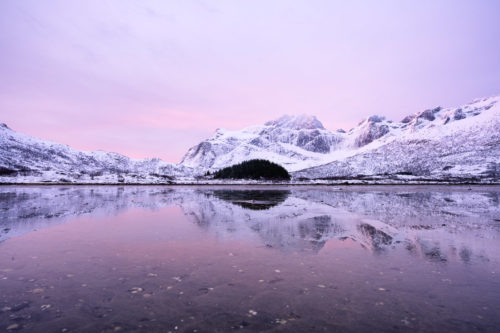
[0,123,190,184]
[1,95,499,184]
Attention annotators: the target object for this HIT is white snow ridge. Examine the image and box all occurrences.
[1,95,499,184]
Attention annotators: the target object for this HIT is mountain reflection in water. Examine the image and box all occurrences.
[1,185,499,261]
[0,186,500,332]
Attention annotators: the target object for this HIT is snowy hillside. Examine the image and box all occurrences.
[0,124,193,184]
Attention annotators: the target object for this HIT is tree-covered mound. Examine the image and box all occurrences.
[213,159,291,180]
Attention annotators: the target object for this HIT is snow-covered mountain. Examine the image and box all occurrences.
[181,114,346,172]
[294,96,500,183]
[182,95,500,183]
[1,94,499,184]
[0,123,192,184]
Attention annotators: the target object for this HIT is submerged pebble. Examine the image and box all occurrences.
[6,324,20,331]
[40,304,51,311]
[129,287,143,294]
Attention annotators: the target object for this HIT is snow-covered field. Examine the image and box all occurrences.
[1,95,499,184]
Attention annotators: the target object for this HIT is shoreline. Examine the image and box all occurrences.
[1,182,499,187]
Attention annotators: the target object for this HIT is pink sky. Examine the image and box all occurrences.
[1,0,499,162]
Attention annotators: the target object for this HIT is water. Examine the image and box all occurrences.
[0,185,499,332]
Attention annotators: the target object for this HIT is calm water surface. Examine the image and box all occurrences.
[0,185,499,332]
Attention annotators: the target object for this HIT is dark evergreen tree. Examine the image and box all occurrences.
[213,159,290,180]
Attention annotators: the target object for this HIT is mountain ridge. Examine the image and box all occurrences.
[1,94,499,184]
[0,123,191,183]
[180,94,500,177]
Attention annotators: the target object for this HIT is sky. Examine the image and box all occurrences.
[1,0,499,162]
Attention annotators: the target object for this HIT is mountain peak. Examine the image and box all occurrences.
[0,123,11,130]
[265,114,325,130]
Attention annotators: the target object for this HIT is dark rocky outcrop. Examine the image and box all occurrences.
[418,109,436,121]
[296,130,331,153]
[453,108,466,120]
[401,114,416,123]
[355,122,390,147]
